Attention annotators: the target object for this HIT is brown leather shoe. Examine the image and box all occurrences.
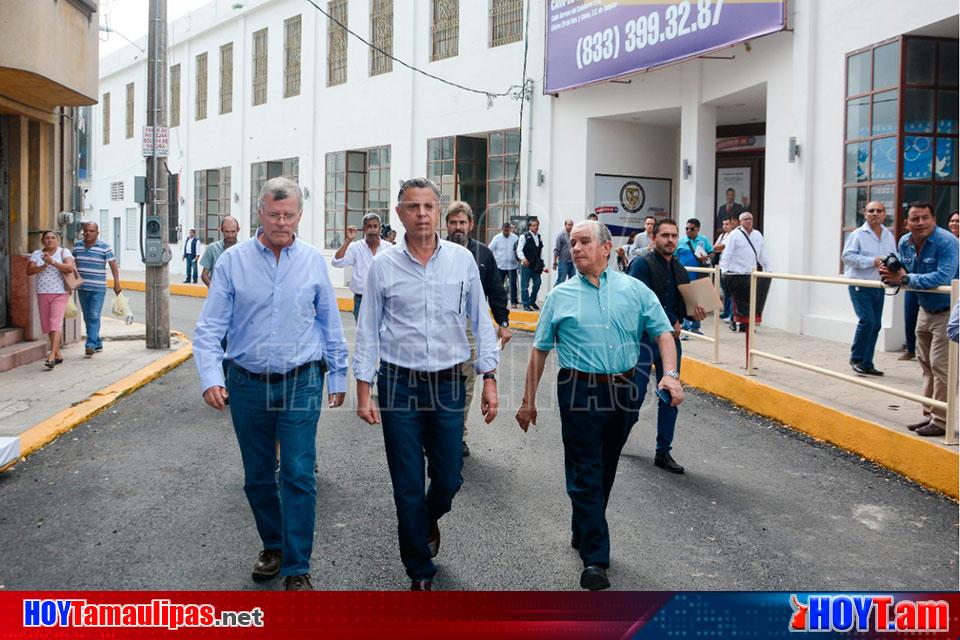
[898,351,915,361]
[251,549,282,582]
[284,574,313,591]
[916,423,946,437]
[427,520,440,558]
[410,579,432,591]
[906,419,932,432]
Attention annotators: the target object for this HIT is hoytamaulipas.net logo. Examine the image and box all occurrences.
[789,594,949,633]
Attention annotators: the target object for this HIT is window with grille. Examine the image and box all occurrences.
[427,137,456,208]
[370,0,393,76]
[284,15,302,97]
[102,92,110,145]
[842,36,958,251]
[249,157,299,233]
[194,167,232,243]
[327,0,348,86]
[110,181,124,201]
[431,0,458,61]
[169,64,181,127]
[220,43,233,114]
[125,83,134,139]
[195,52,208,120]
[485,129,521,241]
[324,146,391,249]
[252,28,268,106]
[490,0,522,47]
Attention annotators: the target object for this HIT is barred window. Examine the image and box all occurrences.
[169,64,181,127]
[324,146,390,249]
[370,0,393,76]
[252,28,268,106]
[219,43,233,114]
[431,0,458,61]
[194,167,232,243]
[102,92,110,145]
[490,0,522,47]
[195,52,208,120]
[327,0,348,86]
[284,15,302,97]
[110,181,124,200]
[125,83,134,139]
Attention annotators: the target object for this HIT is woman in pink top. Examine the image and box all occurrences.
[26,230,75,368]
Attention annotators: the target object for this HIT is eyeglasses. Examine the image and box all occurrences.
[865,208,884,213]
[263,212,298,222]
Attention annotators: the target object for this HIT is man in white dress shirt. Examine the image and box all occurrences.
[718,212,771,332]
[331,212,392,322]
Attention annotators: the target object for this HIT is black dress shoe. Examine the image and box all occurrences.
[916,423,946,437]
[251,549,282,582]
[580,565,610,591]
[462,440,470,458]
[862,367,884,376]
[654,453,685,474]
[906,419,931,431]
[283,574,313,591]
[530,302,540,310]
[851,363,868,375]
[410,579,432,591]
[427,520,440,558]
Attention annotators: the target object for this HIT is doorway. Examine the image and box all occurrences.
[715,124,766,232]
[113,217,121,268]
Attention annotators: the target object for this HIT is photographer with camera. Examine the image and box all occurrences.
[880,202,959,437]
[842,201,897,376]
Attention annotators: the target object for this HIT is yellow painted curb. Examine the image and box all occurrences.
[681,357,959,499]
[12,339,195,465]
[109,279,207,298]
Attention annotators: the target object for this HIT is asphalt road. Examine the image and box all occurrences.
[0,292,956,590]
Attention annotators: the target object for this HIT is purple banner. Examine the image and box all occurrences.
[544,0,786,93]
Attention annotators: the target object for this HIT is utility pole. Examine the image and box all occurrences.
[145,0,170,349]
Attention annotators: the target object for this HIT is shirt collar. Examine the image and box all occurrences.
[577,266,608,287]
[401,232,443,261]
[254,228,299,255]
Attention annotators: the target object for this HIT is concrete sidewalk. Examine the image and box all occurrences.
[0,316,190,469]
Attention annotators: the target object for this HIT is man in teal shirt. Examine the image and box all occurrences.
[516,220,682,591]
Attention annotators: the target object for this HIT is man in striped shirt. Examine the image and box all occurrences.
[74,222,122,356]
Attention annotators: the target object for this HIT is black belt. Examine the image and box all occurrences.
[381,362,462,381]
[925,307,950,315]
[227,360,326,383]
[560,368,635,384]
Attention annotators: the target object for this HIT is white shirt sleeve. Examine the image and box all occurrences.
[330,241,355,268]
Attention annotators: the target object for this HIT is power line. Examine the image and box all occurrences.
[512,0,533,196]
[302,0,525,100]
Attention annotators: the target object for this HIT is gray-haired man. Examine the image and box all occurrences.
[332,212,393,322]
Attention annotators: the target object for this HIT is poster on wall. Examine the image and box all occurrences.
[593,173,672,239]
[715,166,751,219]
[545,1,786,93]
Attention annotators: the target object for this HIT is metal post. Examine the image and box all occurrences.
[746,269,757,374]
[945,279,958,445]
[712,268,721,364]
[145,0,170,349]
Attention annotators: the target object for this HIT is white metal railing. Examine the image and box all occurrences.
[683,266,721,364]
[746,271,958,445]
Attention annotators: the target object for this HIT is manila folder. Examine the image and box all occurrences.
[678,277,722,316]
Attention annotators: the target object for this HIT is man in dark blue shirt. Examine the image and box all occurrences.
[629,219,706,473]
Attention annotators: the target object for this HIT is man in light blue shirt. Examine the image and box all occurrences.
[194,177,347,591]
[842,201,897,376]
[488,221,519,306]
[881,201,959,437]
[516,220,680,591]
[354,178,499,592]
[73,222,121,356]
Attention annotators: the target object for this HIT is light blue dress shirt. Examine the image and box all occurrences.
[193,236,348,395]
[353,235,500,383]
[898,227,959,312]
[533,268,672,373]
[842,223,897,280]
[488,232,519,271]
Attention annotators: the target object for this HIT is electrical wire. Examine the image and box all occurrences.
[512,0,532,200]
[301,0,525,100]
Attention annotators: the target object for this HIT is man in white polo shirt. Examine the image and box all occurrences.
[331,212,392,322]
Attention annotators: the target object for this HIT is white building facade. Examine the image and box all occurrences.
[90,0,958,348]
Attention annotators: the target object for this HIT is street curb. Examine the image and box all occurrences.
[681,356,959,500]
[110,278,206,298]
[1,336,194,473]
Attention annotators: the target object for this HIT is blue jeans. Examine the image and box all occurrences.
[225,361,324,577]
[557,369,642,569]
[352,294,362,323]
[848,286,885,368]
[636,334,682,455]
[499,268,518,304]
[377,364,465,580]
[904,290,919,353]
[185,256,197,282]
[520,266,542,307]
[77,288,106,350]
[682,319,701,333]
[556,261,576,284]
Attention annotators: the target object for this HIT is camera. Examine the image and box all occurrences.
[880,253,905,273]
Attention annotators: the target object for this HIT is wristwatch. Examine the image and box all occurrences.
[483,372,496,381]
[499,320,510,328]
[664,370,680,380]
[901,274,910,287]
